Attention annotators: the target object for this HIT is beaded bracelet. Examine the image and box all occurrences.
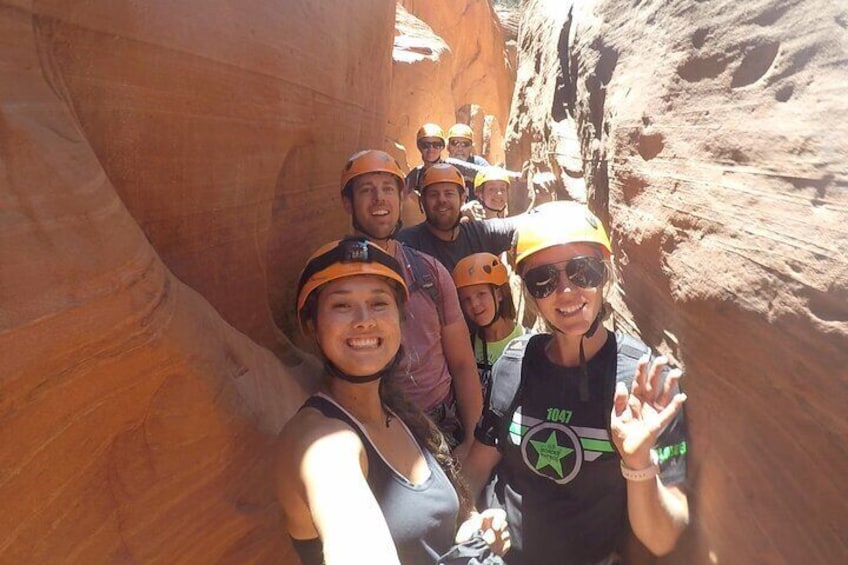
[620,461,658,481]
[620,450,659,481]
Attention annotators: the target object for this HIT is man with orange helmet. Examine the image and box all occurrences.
[396,163,517,274]
[405,123,446,195]
[339,149,482,458]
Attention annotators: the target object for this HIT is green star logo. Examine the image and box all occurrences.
[529,430,574,478]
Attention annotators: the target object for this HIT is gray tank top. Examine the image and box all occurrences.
[291,394,460,565]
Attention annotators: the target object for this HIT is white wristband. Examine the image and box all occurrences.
[620,461,658,481]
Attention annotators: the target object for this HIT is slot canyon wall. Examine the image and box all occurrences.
[505,0,847,563]
[1,0,511,562]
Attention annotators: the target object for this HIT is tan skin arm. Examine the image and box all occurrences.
[441,319,484,461]
[461,439,503,503]
[611,357,690,556]
[277,413,401,565]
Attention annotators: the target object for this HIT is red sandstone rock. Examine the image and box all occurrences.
[507,0,848,562]
[35,0,396,351]
[1,0,396,561]
[392,0,513,178]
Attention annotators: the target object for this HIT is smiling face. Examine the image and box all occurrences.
[448,138,472,160]
[312,275,402,377]
[458,283,499,327]
[418,136,444,164]
[422,181,464,230]
[479,180,508,213]
[344,172,402,240]
[522,242,605,336]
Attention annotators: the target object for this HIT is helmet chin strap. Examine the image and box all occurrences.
[481,201,507,216]
[425,210,462,237]
[550,303,607,403]
[480,287,502,329]
[324,347,404,384]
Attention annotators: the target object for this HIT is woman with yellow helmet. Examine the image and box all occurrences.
[278,237,509,565]
[473,167,511,219]
[462,202,690,564]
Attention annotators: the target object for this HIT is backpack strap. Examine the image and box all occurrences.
[486,333,543,448]
[604,332,661,456]
[401,244,445,325]
[614,331,652,390]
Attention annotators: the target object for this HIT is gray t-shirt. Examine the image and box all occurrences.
[396,218,517,274]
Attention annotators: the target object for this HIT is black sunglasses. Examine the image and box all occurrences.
[418,140,445,150]
[523,256,607,299]
[449,140,471,148]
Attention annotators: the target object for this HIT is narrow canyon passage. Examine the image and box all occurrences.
[1,1,845,563]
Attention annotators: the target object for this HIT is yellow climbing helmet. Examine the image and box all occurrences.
[419,163,465,193]
[296,238,408,333]
[474,167,511,192]
[452,253,509,289]
[513,201,612,271]
[447,123,474,141]
[340,150,405,197]
[416,123,446,143]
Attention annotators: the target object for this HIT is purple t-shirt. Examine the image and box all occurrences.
[390,242,464,411]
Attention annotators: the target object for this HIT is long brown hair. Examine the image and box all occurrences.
[302,289,473,522]
[379,368,473,522]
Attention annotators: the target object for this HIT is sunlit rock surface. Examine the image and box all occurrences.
[507,0,848,562]
[394,0,513,167]
[1,0,395,561]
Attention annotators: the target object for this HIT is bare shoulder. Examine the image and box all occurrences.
[278,407,363,471]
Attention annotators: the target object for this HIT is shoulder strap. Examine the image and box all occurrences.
[603,332,654,447]
[614,331,652,389]
[488,333,536,417]
[402,244,444,324]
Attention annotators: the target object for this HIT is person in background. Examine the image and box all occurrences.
[340,150,482,460]
[452,252,526,403]
[406,123,446,195]
[462,202,690,565]
[445,123,490,199]
[473,167,511,219]
[277,238,509,565]
[397,163,516,275]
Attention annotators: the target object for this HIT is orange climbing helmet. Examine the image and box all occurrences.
[513,201,612,271]
[340,150,405,198]
[473,167,511,192]
[416,123,446,143]
[296,237,408,333]
[447,123,474,141]
[419,163,465,194]
[452,253,509,289]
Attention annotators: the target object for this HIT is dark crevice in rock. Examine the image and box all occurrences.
[677,53,728,82]
[731,41,780,88]
[551,10,574,121]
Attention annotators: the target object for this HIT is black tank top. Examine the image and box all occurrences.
[291,394,460,565]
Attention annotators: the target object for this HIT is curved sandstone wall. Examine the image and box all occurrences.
[0,0,395,561]
[506,0,848,562]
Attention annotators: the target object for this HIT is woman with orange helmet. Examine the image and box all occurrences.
[462,202,690,564]
[278,237,509,565]
[452,252,526,401]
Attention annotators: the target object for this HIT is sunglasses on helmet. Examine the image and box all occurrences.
[418,140,445,150]
[523,256,607,299]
